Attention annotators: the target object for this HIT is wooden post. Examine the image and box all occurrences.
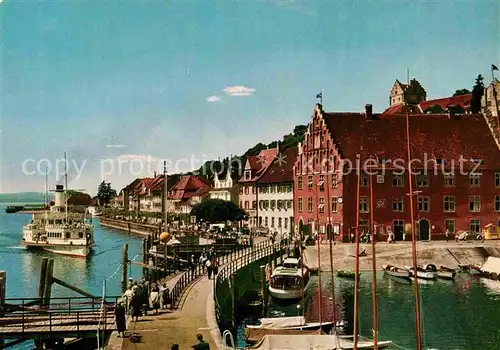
[38,258,49,301]
[121,244,129,293]
[42,259,54,306]
[163,243,168,277]
[260,266,267,316]
[0,271,5,348]
[142,238,148,277]
[230,274,237,339]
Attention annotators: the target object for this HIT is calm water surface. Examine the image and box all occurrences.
[0,204,144,349]
[238,270,500,349]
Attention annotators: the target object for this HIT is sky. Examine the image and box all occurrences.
[1,0,499,195]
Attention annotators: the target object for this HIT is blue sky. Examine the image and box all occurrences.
[1,0,499,195]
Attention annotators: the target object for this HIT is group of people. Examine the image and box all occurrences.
[198,248,219,279]
[115,277,172,337]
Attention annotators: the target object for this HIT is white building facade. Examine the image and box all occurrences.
[209,171,238,203]
[257,183,294,234]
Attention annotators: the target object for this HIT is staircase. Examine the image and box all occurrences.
[483,108,500,148]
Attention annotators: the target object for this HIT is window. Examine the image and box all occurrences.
[495,195,500,212]
[298,198,303,212]
[331,197,338,213]
[359,197,369,213]
[319,197,325,213]
[417,197,430,212]
[331,174,338,188]
[284,218,288,229]
[416,174,429,187]
[308,176,313,189]
[359,220,369,234]
[308,198,313,213]
[444,196,456,213]
[376,174,385,184]
[287,200,292,209]
[469,173,480,187]
[270,200,276,210]
[469,219,480,234]
[271,217,275,227]
[252,186,256,194]
[392,173,404,187]
[245,187,249,195]
[360,174,368,187]
[278,218,282,228]
[469,195,481,212]
[240,201,243,208]
[495,173,500,187]
[252,201,257,209]
[239,187,243,194]
[444,174,455,187]
[244,170,251,180]
[244,201,249,209]
[265,217,268,227]
[445,219,455,234]
[392,197,403,212]
[319,175,325,192]
[270,185,275,193]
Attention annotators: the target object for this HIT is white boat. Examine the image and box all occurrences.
[382,264,410,279]
[246,334,392,350]
[437,266,456,280]
[268,258,310,301]
[246,316,334,331]
[405,264,438,280]
[410,277,435,285]
[21,184,94,258]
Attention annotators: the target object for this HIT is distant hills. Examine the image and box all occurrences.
[0,192,54,203]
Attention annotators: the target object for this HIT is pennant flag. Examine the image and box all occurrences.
[316,92,322,99]
[493,64,499,71]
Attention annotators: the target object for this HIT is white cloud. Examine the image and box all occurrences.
[223,86,256,96]
[106,144,127,148]
[207,95,221,102]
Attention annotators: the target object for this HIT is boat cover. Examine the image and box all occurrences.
[481,257,500,274]
[259,316,305,328]
[244,328,319,344]
[246,335,391,350]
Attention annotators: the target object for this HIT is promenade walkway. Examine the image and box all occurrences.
[108,236,270,350]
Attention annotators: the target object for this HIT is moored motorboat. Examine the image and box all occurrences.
[336,270,360,279]
[382,264,410,279]
[438,266,456,280]
[245,334,393,349]
[268,258,310,301]
[405,264,438,280]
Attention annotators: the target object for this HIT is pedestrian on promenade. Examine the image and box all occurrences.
[212,259,219,276]
[149,283,161,314]
[139,279,149,316]
[130,286,142,322]
[192,333,210,350]
[122,285,134,311]
[115,299,127,337]
[191,254,197,274]
[200,252,207,273]
[160,283,169,309]
[206,259,213,279]
[445,229,450,242]
[171,345,179,350]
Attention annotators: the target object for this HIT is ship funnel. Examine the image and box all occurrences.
[54,185,66,207]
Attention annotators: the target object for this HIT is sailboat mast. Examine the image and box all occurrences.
[44,166,48,206]
[314,176,323,330]
[369,170,378,349]
[405,108,423,349]
[64,152,68,221]
[353,172,361,349]
[326,164,336,330]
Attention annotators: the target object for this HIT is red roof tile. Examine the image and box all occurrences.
[239,148,279,183]
[323,112,500,167]
[168,175,212,200]
[381,104,422,116]
[258,147,298,184]
[419,94,472,112]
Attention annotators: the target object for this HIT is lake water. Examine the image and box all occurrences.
[237,270,500,349]
[0,204,144,348]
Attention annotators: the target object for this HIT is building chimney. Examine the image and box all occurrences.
[154,171,157,178]
[365,104,373,119]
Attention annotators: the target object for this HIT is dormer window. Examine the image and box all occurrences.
[244,170,251,181]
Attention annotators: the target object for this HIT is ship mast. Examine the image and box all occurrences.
[353,171,361,349]
[163,160,168,229]
[64,152,68,222]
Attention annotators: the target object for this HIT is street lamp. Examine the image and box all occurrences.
[296,304,301,316]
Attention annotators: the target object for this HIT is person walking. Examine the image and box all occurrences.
[115,300,127,337]
[192,333,210,350]
[199,253,207,273]
[212,259,219,277]
[149,283,161,314]
[130,286,142,322]
[160,283,169,309]
[206,259,213,280]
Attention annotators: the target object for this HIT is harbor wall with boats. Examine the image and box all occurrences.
[304,241,500,272]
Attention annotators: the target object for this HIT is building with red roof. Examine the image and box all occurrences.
[256,146,298,234]
[238,147,279,227]
[168,175,212,214]
[293,103,500,242]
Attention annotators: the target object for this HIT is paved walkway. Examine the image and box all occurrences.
[108,236,271,349]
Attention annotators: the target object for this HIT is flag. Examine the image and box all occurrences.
[493,64,499,71]
[316,92,322,99]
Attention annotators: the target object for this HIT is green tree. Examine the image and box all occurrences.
[97,181,117,206]
[471,74,484,113]
[453,88,471,96]
[424,105,444,114]
[293,125,307,136]
[191,199,247,223]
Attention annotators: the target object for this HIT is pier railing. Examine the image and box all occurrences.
[0,296,121,337]
[168,240,273,310]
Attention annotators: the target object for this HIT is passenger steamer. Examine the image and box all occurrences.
[21,185,94,258]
